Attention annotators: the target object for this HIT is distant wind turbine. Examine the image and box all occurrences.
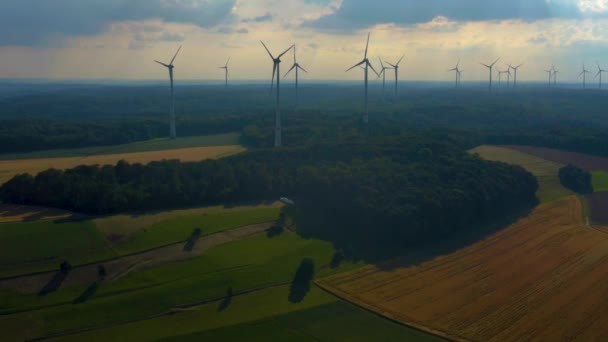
[596,62,606,89]
[386,55,404,97]
[545,67,553,87]
[509,64,523,88]
[284,45,308,104]
[155,45,182,140]
[481,58,500,92]
[497,69,508,87]
[552,66,559,86]
[579,63,590,89]
[346,32,379,124]
[261,41,294,147]
[448,59,460,88]
[377,57,393,92]
[219,57,230,88]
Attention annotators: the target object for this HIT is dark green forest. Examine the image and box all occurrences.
[559,164,594,194]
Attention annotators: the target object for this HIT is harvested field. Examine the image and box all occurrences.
[0,204,74,223]
[587,192,608,225]
[470,145,573,203]
[318,196,608,342]
[506,145,608,171]
[0,145,245,184]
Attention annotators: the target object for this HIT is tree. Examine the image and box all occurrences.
[60,261,72,274]
[559,164,593,195]
[98,265,107,278]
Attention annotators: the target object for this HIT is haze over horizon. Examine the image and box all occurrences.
[1,0,608,82]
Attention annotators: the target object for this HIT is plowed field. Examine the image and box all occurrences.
[318,196,608,341]
[505,145,608,171]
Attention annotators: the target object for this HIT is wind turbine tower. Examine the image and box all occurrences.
[346,33,379,124]
[545,67,553,87]
[261,41,294,147]
[497,69,508,87]
[579,63,590,89]
[386,55,404,97]
[155,46,182,140]
[510,64,523,88]
[448,60,460,88]
[552,66,559,87]
[596,62,607,89]
[378,57,393,92]
[219,57,230,88]
[481,58,500,92]
[284,45,308,104]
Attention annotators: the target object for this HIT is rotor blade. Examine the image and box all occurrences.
[293,45,297,64]
[170,46,182,65]
[364,32,370,59]
[278,44,294,59]
[260,41,275,60]
[378,57,384,68]
[226,57,231,67]
[481,63,490,68]
[448,68,457,72]
[396,55,405,66]
[270,63,276,93]
[516,64,523,69]
[386,62,397,68]
[155,60,170,68]
[598,61,602,70]
[297,65,308,73]
[596,71,601,79]
[490,58,500,67]
[346,60,366,72]
[367,61,379,77]
[284,64,297,78]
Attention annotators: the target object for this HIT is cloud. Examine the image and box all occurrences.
[241,12,274,23]
[0,0,236,46]
[305,0,586,31]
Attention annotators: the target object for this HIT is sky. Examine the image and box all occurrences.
[1,0,608,82]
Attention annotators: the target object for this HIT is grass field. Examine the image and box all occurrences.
[0,133,241,160]
[592,171,608,192]
[0,204,73,223]
[318,196,608,341]
[470,145,573,203]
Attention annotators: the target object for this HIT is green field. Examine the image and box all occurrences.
[592,171,608,193]
[0,133,240,160]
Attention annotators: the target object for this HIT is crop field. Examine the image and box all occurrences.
[470,145,573,203]
[587,192,608,225]
[592,171,608,192]
[0,144,245,184]
[506,145,608,171]
[0,204,74,223]
[318,196,608,341]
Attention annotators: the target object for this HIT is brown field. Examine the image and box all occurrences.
[0,145,245,184]
[587,192,608,225]
[0,204,74,223]
[505,145,608,171]
[318,196,608,341]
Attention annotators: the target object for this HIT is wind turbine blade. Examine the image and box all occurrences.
[448,68,457,72]
[278,44,294,59]
[226,57,231,66]
[170,46,182,65]
[298,65,308,73]
[378,57,384,68]
[346,60,366,72]
[481,63,490,68]
[490,58,500,67]
[260,41,275,60]
[386,62,397,68]
[155,60,170,68]
[284,64,297,78]
[364,32,370,59]
[367,61,379,77]
[293,45,297,64]
[270,64,276,92]
[396,55,405,66]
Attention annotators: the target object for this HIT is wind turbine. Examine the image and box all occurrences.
[261,41,294,148]
[448,60,460,88]
[509,64,523,88]
[377,57,393,92]
[219,57,230,88]
[505,67,512,88]
[497,69,508,87]
[386,55,404,97]
[545,67,553,87]
[284,45,308,104]
[596,62,607,89]
[346,32,379,124]
[552,66,559,87]
[481,58,500,92]
[579,63,590,89]
[155,45,182,140]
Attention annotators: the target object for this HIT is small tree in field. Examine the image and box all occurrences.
[60,261,72,274]
[98,265,107,279]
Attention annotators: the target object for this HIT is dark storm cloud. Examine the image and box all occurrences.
[305,0,583,30]
[0,0,236,46]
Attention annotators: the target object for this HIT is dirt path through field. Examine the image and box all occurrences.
[0,222,274,294]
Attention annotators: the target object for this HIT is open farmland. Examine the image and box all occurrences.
[0,144,245,184]
[470,145,573,203]
[506,145,608,171]
[318,196,608,341]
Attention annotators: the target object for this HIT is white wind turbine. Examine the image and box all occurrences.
[481,58,500,92]
[284,45,308,104]
[579,63,590,89]
[155,45,182,139]
[377,57,393,92]
[346,32,379,124]
[595,62,606,89]
[219,57,230,88]
[386,55,405,97]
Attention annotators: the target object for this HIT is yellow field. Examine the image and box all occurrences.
[318,196,608,341]
[0,145,245,183]
[0,204,74,223]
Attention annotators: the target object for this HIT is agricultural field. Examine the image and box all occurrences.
[318,196,608,341]
[505,145,608,171]
[470,145,573,203]
[0,203,281,278]
[592,171,608,192]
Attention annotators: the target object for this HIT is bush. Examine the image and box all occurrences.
[60,261,72,274]
[559,164,593,195]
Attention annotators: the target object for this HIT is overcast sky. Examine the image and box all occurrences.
[1,0,608,82]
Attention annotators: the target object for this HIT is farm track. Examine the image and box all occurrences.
[318,196,608,341]
[0,222,275,294]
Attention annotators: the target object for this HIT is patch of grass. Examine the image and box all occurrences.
[0,133,241,160]
[470,145,563,176]
[592,171,608,192]
[0,220,114,278]
[112,207,282,255]
[162,301,446,342]
[537,176,574,204]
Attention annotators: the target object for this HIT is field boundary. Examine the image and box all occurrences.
[315,280,458,341]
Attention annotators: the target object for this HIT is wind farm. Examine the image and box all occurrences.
[154,46,182,139]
